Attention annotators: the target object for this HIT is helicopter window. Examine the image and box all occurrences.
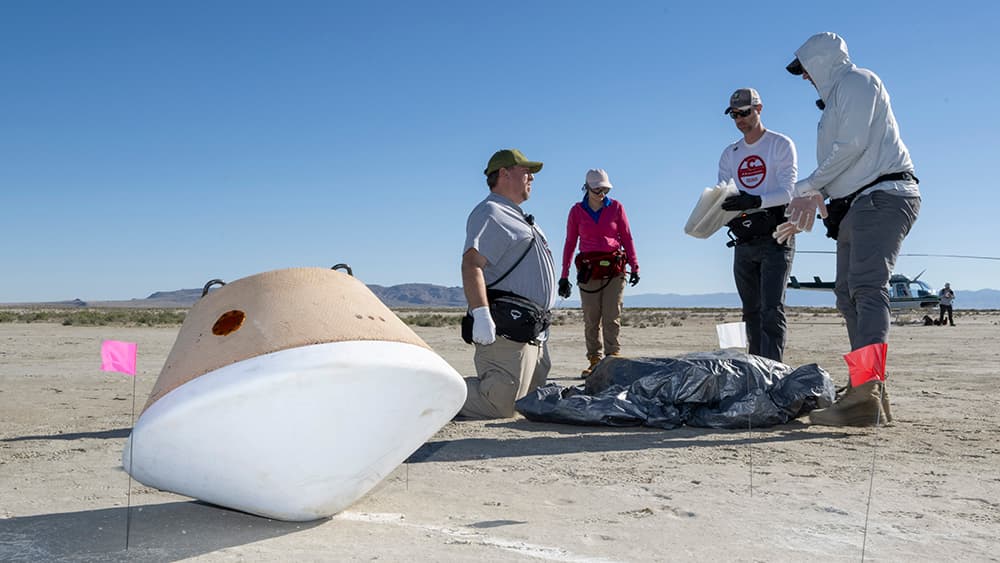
[894,284,910,297]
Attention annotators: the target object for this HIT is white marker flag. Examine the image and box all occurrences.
[716,322,748,349]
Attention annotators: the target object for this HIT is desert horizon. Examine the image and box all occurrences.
[5,278,1000,310]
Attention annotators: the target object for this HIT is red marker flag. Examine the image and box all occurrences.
[843,342,887,387]
[101,340,137,376]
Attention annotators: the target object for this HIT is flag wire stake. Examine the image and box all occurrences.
[860,384,884,562]
[748,403,753,498]
[125,369,137,550]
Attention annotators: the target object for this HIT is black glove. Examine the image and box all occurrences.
[628,272,640,287]
[721,192,762,211]
[558,277,572,298]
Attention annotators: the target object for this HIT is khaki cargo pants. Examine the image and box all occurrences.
[459,336,551,419]
[579,275,626,358]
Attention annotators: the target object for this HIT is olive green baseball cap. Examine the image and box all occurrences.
[483,148,543,176]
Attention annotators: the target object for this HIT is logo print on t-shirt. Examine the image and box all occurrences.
[737,155,766,189]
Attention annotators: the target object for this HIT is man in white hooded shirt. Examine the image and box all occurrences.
[779,32,921,426]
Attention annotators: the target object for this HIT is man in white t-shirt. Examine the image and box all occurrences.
[717,88,798,362]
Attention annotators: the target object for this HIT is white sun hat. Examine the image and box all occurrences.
[586,168,613,190]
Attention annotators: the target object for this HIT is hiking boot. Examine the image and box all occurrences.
[580,354,602,378]
[809,380,888,427]
[880,380,893,424]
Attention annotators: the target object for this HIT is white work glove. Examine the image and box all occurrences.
[470,306,496,345]
[785,191,828,232]
[773,222,801,244]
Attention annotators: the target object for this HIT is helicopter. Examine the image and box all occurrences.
[787,270,940,310]
[786,250,1000,310]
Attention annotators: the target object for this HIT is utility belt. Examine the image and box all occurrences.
[726,205,787,247]
[461,289,550,345]
[823,171,919,240]
[575,249,627,284]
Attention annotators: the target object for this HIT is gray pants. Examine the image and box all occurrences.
[835,191,921,350]
[460,336,551,419]
[733,236,794,362]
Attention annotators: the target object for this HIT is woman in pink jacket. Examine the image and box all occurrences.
[559,169,640,377]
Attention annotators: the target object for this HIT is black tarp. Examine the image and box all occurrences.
[515,350,835,429]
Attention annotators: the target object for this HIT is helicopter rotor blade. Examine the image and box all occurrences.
[900,253,1000,261]
[796,250,1000,261]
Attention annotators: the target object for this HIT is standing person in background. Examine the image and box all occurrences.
[717,88,797,363]
[938,283,955,326]
[778,32,921,426]
[459,148,557,419]
[558,169,639,377]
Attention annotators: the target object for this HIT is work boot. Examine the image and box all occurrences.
[880,380,893,424]
[580,354,602,378]
[809,380,888,427]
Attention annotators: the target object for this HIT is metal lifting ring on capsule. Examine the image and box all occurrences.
[331,264,353,276]
[202,279,226,297]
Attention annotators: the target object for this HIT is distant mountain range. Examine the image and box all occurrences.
[8,283,1000,310]
[1,284,469,309]
[130,284,469,308]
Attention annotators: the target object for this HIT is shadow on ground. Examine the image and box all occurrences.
[1,428,131,442]
[0,501,323,563]
[407,422,849,463]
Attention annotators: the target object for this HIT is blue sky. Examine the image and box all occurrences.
[3,1,998,302]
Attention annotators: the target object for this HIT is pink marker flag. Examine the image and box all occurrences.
[101,340,137,376]
[843,342,888,387]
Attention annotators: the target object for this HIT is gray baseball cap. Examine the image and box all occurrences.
[724,88,762,114]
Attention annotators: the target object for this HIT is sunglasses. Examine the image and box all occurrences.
[729,108,753,119]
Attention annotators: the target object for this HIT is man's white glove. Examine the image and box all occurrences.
[785,191,828,232]
[773,222,801,244]
[470,306,496,345]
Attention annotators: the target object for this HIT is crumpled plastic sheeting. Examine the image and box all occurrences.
[516,350,835,429]
[684,179,741,239]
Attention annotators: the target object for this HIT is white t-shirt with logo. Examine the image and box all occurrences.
[718,130,797,210]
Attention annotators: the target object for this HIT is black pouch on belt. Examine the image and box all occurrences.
[823,171,919,240]
[726,207,783,246]
[823,197,851,240]
[461,292,549,345]
[461,313,474,344]
[487,289,550,343]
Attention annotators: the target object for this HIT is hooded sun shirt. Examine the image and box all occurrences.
[792,32,920,201]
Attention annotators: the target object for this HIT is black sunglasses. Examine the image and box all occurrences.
[729,108,753,119]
